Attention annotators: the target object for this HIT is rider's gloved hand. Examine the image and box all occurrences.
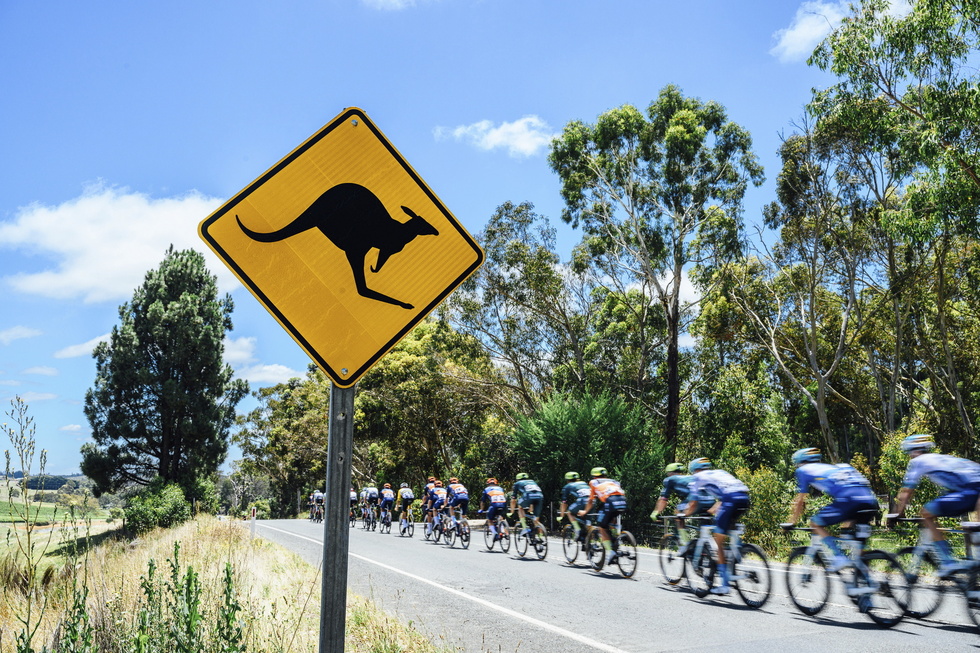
[650,510,660,521]
[507,512,514,519]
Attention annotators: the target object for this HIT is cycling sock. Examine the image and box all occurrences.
[935,539,954,562]
[719,563,731,586]
[679,530,690,545]
[602,538,612,552]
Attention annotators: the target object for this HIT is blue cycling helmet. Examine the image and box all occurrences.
[688,457,712,473]
[792,448,822,465]
[900,434,935,454]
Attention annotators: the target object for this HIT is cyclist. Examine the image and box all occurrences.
[651,462,713,551]
[349,487,358,521]
[363,483,380,523]
[429,480,449,535]
[577,467,627,566]
[510,472,545,536]
[397,482,415,534]
[359,486,369,519]
[480,477,509,540]
[887,434,980,576]
[780,447,878,571]
[422,476,437,536]
[447,477,469,526]
[683,458,750,595]
[380,483,395,526]
[311,488,324,520]
[307,491,315,519]
[558,471,591,542]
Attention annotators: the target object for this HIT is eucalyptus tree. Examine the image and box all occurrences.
[549,85,764,453]
[81,247,248,496]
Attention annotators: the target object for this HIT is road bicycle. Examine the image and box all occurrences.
[480,509,511,553]
[561,514,598,564]
[379,506,392,534]
[514,518,549,560]
[685,520,770,607]
[349,505,357,527]
[584,514,638,578]
[399,505,415,537]
[445,512,471,549]
[311,503,323,524]
[362,505,377,531]
[657,514,706,585]
[783,523,908,627]
[890,516,980,627]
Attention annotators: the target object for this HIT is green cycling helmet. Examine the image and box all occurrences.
[564,471,580,481]
[515,472,529,480]
[664,463,685,474]
[590,466,607,478]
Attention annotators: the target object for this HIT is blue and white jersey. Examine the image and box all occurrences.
[902,453,980,491]
[795,463,873,500]
[688,469,748,500]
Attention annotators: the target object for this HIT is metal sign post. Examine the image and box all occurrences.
[320,383,356,652]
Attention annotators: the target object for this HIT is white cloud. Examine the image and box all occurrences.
[224,336,303,385]
[434,116,557,157]
[770,1,849,63]
[0,182,239,303]
[0,380,20,387]
[16,392,57,402]
[0,326,42,345]
[23,366,57,376]
[59,424,83,432]
[54,334,110,359]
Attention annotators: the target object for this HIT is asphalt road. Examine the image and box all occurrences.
[255,518,980,653]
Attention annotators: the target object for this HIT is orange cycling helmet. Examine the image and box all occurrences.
[434,480,443,487]
[486,477,497,485]
[383,483,391,488]
[449,477,459,483]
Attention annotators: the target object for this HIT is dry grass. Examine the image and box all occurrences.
[1,516,456,652]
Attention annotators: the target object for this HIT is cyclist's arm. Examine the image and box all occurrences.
[654,496,669,514]
[892,486,915,517]
[558,500,568,521]
[787,492,807,524]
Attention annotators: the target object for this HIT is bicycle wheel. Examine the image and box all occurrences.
[616,531,638,578]
[515,528,529,557]
[349,511,356,528]
[445,520,457,547]
[965,565,980,633]
[659,534,685,585]
[860,550,909,628]
[562,525,579,563]
[894,546,947,619]
[371,511,378,531]
[424,518,432,540]
[586,528,605,571]
[484,521,496,550]
[460,519,470,549]
[406,515,414,537]
[534,524,549,560]
[498,520,511,553]
[733,543,770,608]
[687,542,716,598]
[785,547,829,616]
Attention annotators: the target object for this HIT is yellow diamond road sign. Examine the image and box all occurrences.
[199,108,484,387]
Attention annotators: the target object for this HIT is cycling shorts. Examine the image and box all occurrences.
[925,484,980,518]
[519,496,543,517]
[713,492,750,534]
[811,494,878,527]
[380,498,394,510]
[568,499,588,520]
[487,503,507,521]
[367,497,379,505]
[432,499,446,511]
[399,498,414,513]
[678,498,714,515]
[450,497,469,514]
[597,495,626,529]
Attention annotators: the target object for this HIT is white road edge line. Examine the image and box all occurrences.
[258,523,631,653]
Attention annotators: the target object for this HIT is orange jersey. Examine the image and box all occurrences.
[589,477,625,502]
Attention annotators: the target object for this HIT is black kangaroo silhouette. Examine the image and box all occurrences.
[236,183,439,309]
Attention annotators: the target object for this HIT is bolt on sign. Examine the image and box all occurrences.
[199,108,484,387]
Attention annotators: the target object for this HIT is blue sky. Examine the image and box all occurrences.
[1,0,857,474]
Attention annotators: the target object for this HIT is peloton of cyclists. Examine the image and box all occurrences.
[651,462,714,553]
[447,477,469,527]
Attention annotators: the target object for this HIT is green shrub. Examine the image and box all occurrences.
[735,466,796,555]
[246,499,271,520]
[124,481,192,535]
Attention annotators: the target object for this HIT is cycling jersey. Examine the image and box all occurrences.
[364,487,379,504]
[512,479,544,500]
[381,488,395,501]
[349,491,358,504]
[447,483,469,500]
[688,469,748,500]
[902,453,980,491]
[561,480,591,505]
[430,486,448,509]
[660,474,694,500]
[588,477,625,503]
[795,463,874,500]
[397,487,415,502]
[482,484,507,505]
[313,491,324,505]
